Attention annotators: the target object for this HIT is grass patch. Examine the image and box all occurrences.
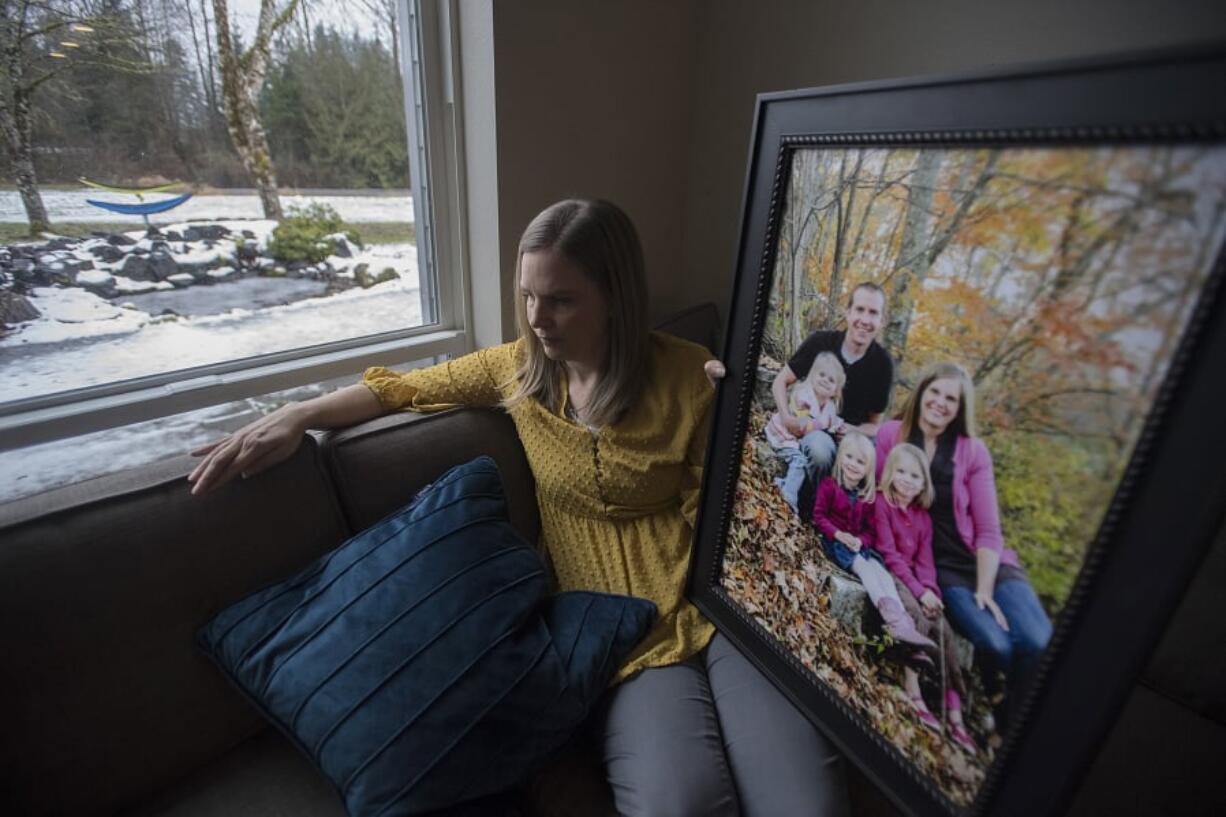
[0,221,135,243]
[348,221,414,245]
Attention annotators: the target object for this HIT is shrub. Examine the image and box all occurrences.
[268,203,361,264]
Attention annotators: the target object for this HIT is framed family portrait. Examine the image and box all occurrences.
[688,47,1226,817]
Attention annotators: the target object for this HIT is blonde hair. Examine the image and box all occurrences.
[832,431,876,503]
[503,199,650,426]
[898,361,978,440]
[880,443,935,509]
[805,351,845,410]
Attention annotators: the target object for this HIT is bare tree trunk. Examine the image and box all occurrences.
[184,0,213,113]
[883,150,941,361]
[212,0,301,219]
[13,151,49,233]
[1,0,50,233]
[199,0,222,131]
[2,88,49,233]
[826,151,864,327]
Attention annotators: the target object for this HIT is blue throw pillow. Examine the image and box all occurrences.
[197,455,656,817]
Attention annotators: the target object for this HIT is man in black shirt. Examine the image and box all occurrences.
[771,282,895,493]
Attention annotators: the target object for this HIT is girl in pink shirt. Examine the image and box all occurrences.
[812,433,936,656]
[876,444,976,753]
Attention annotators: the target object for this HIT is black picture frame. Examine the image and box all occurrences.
[688,46,1226,817]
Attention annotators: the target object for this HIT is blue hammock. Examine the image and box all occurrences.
[85,192,193,216]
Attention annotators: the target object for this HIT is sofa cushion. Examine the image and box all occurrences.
[321,408,540,546]
[196,456,656,817]
[0,437,350,817]
[123,728,345,817]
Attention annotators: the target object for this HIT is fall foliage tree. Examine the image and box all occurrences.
[765,144,1226,615]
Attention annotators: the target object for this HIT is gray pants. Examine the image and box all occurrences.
[598,633,849,817]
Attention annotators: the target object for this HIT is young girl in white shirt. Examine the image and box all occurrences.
[765,351,845,512]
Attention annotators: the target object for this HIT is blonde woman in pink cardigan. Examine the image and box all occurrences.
[875,362,1051,729]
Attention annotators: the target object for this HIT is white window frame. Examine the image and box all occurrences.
[0,0,472,452]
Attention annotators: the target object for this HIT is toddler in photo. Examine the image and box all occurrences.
[875,444,977,753]
[766,350,845,511]
[811,432,937,656]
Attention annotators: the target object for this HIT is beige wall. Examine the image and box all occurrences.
[681,0,1226,335]
[487,0,698,336]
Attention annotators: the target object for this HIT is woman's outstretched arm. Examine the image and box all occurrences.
[188,383,384,496]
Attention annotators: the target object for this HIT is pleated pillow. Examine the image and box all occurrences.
[197,455,656,817]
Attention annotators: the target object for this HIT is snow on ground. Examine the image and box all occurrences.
[0,191,414,224]
[1,243,421,400]
[2,200,422,502]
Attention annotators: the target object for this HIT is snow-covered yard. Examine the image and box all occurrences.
[1,199,423,503]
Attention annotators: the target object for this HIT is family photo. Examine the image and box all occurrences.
[719,143,1226,806]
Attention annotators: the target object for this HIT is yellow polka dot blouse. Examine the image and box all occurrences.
[362,331,716,682]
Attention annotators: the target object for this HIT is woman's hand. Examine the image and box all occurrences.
[704,360,726,387]
[919,589,943,619]
[187,384,385,497]
[188,404,307,496]
[974,589,1010,631]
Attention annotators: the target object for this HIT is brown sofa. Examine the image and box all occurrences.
[5,297,1220,817]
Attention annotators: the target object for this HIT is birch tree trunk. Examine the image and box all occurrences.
[212,0,301,220]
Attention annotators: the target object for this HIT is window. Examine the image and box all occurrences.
[0,0,471,495]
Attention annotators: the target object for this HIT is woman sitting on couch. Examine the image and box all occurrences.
[189,198,849,817]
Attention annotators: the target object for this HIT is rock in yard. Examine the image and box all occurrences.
[89,243,125,263]
[354,264,399,288]
[8,258,37,284]
[236,240,259,267]
[112,276,162,296]
[207,266,237,281]
[106,233,137,246]
[325,232,353,258]
[167,273,196,288]
[36,262,74,287]
[75,269,118,298]
[183,224,229,242]
[120,254,154,281]
[148,250,179,281]
[1,290,40,325]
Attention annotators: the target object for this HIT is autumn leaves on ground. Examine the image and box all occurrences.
[722,406,992,807]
